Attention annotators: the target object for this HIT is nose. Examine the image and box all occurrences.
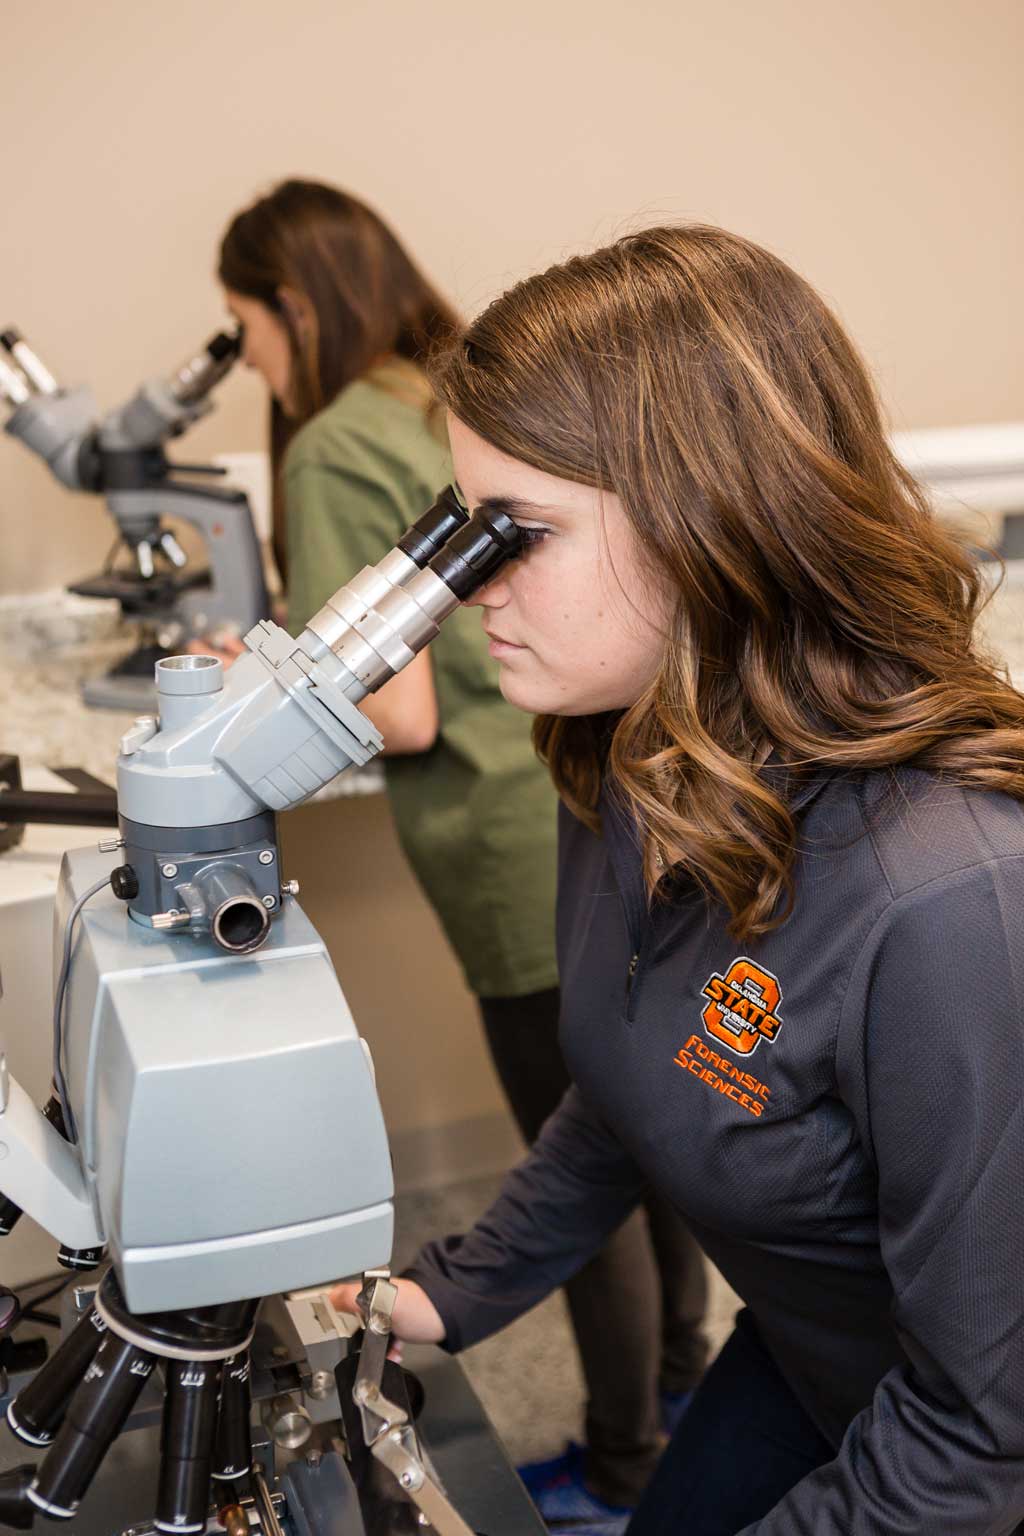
[463,568,512,608]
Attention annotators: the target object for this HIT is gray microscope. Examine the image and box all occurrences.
[0,487,523,1533]
[0,329,268,710]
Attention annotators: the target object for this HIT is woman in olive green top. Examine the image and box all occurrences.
[216,180,707,1526]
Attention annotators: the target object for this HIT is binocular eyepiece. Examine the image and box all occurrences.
[302,483,523,690]
[167,328,242,408]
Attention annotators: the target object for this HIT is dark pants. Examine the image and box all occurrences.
[479,988,709,1506]
[627,1310,834,1536]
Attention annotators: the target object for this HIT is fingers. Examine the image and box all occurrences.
[329,1281,362,1317]
[328,1282,401,1357]
[326,1279,445,1346]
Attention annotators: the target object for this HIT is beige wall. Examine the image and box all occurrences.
[2,0,1021,598]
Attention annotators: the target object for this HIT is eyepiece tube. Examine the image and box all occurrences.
[1,329,59,395]
[303,484,471,655]
[396,485,470,569]
[316,503,524,699]
[426,506,523,599]
[168,328,241,407]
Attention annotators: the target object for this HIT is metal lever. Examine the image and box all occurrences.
[351,1270,475,1536]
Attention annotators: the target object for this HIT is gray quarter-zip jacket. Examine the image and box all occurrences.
[407,766,1024,1534]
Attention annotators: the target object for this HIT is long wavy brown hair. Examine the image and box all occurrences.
[219,179,457,573]
[434,224,1024,938]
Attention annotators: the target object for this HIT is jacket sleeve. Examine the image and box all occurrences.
[404,1084,649,1352]
[743,857,1024,1536]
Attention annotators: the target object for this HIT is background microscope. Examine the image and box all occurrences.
[0,327,268,711]
[0,486,527,1534]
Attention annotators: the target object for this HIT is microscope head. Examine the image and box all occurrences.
[0,331,99,490]
[113,489,522,949]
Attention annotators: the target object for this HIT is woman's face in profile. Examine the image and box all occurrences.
[223,289,294,412]
[450,414,671,718]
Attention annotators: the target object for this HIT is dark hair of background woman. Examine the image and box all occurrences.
[219,179,458,571]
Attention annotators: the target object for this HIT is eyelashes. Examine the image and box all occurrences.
[516,525,549,548]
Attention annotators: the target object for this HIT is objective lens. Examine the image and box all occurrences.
[155,1359,221,1533]
[28,1333,154,1518]
[7,1305,107,1447]
[0,1464,35,1529]
[212,1351,252,1483]
[56,1243,105,1271]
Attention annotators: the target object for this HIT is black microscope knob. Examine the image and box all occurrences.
[110,865,139,901]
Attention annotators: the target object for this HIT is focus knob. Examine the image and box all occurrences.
[110,865,139,901]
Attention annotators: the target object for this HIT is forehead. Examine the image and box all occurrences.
[447,414,597,517]
[223,290,269,324]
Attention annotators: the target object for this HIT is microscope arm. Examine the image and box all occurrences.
[0,1067,100,1251]
[106,481,267,636]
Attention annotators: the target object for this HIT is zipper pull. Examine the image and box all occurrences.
[626,953,639,995]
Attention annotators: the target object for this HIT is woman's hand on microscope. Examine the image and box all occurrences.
[329,1277,446,1358]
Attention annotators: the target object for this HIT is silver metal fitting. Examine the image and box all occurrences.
[281,880,300,897]
[161,863,178,879]
[261,894,276,909]
[258,849,275,865]
[98,836,126,853]
[150,910,191,931]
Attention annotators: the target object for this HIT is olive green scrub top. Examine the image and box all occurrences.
[284,360,558,1000]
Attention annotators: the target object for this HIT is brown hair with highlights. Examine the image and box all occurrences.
[434,225,1024,938]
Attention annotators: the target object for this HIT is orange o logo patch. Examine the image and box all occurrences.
[700,957,783,1057]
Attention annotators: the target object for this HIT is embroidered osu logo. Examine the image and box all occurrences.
[701,957,783,1057]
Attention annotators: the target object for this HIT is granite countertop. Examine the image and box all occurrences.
[0,608,384,798]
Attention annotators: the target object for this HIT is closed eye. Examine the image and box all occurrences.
[515,525,549,548]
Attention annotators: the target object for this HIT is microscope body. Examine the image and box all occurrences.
[0,488,522,1528]
[56,844,393,1315]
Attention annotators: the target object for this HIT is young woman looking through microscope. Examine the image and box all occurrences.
[332,224,1024,1536]
[216,181,709,1529]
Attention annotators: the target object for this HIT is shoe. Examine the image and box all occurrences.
[516,1440,585,1497]
[517,1446,634,1535]
[660,1387,694,1437]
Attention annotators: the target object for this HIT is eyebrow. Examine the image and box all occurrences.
[454,484,560,520]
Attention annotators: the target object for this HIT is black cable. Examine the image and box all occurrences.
[22,1277,72,1310]
[20,1308,59,1328]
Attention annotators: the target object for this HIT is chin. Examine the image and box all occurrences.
[497,671,593,717]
